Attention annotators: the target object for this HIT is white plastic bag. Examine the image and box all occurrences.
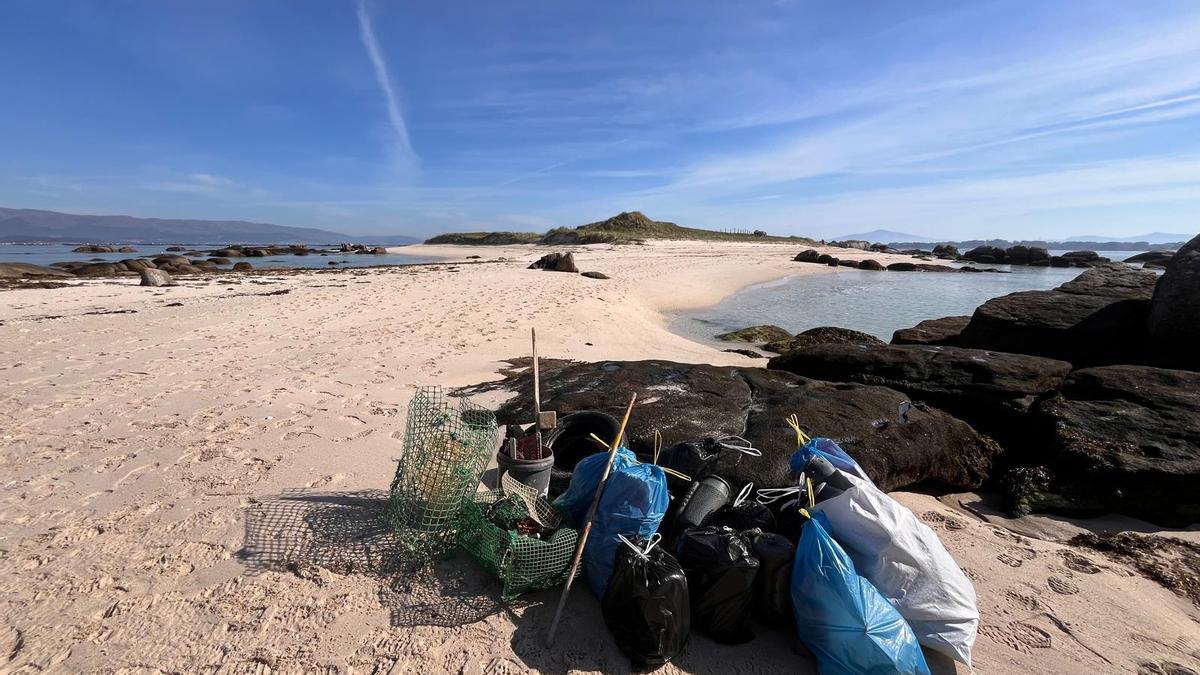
[814,473,979,666]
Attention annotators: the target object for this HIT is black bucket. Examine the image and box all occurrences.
[496,449,555,496]
[544,411,622,497]
[669,475,731,540]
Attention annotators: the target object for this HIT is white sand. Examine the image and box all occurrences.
[1,241,1196,673]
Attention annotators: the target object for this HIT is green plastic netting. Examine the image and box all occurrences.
[458,474,579,600]
[386,386,497,562]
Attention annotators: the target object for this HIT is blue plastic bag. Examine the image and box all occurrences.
[789,437,872,484]
[553,448,669,598]
[792,512,930,675]
[553,447,637,524]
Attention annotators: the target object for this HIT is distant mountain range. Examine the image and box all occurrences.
[1065,232,1192,244]
[0,208,420,245]
[832,229,936,243]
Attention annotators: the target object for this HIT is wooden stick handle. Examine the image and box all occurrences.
[545,392,637,645]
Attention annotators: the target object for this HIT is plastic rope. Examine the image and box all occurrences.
[733,482,754,507]
[717,435,762,457]
[652,430,663,465]
[755,485,803,505]
[785,414,811,446]
[617,532,663,559]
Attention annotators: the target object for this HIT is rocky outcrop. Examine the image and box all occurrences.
[1145,233,1200,371]
[962,245,1051,266]
[1049,250,1110,268]
[72,245,117,253]
[886,262,961,272]
[957,264,1158,366]
[484,360,1001,492]
[762,326,883,355]
[858,259,885,271]
[829,240,871,250]
[528,252,579,273]
[962,245,1005,264]
[891,316,970,345]
[233,262,253,271]
[837,259,860,268]
[1126,250,1174,266]
[768,343,1071,445]
[0,263,75,278]
[932,244,959,259]
[715,325,791,343]
[139,268,176,287]
[1030,365,1200,525]
[793,249,821,263]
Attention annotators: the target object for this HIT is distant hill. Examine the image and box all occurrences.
[427,211,816,245]
[0,207,357,244]
[832,229,935,243]
[1065,232,1191,245]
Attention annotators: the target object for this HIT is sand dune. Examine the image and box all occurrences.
[1,241,1197,673]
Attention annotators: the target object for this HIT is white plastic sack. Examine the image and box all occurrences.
[814,473,979,666]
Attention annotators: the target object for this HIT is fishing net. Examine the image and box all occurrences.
[386,386,497,562]
[458,473,579,600]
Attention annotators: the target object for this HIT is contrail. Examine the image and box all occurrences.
[354,0,418,166]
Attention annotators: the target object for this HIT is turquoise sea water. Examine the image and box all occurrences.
[0,243,438,269]
[673,251,1147,344]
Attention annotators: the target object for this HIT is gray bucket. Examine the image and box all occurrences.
[496,450,555,496]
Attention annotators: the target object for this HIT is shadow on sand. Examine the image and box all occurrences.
[236,488,518,628]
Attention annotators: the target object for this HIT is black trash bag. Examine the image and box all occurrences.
[707,499,776,534]
[602,537,691,668]
[673,526,759,644]
[657,438,747,496]
[772,495,808,545]
[748,530,795,627]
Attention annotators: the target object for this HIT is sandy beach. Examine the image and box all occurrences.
[2,241,1198,674]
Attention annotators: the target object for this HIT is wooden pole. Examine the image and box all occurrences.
[530,327,540,461]
[545,392,637,646]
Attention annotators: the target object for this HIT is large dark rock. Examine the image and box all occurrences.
[482,360,1001,492]
[72,245,116,253]
[768,343,1071,446]
[858,259,884,271]
[1004,245,1049,265]
[837,259,860,268]
[1031,365,1200,525]
[793,249,821,263]
[762,326,883,355]
[1145,233,1200,371]
[528,252,579,273]
[71,262,120,276]
[715,325,791,344]
[1125,250,1174,266]
[139,268,176,287]
[963,245,1005,264]
[891,316,970,345]
[932,244,959,259]
[957,263,1159,366]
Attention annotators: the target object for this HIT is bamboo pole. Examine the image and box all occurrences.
[544,392,637,646]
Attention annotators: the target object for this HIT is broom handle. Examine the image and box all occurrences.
[545,392,637,646]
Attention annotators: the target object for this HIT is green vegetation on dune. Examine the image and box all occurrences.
[424,211,817,245]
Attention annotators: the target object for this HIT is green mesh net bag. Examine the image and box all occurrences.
[386,387,497,562]
[458,473,580,600]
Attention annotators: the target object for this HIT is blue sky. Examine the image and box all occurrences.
[1,1,1198,239]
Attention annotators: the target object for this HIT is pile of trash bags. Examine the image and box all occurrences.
[533,416,979,671]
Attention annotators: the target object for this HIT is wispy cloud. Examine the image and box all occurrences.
[354,0,418,168]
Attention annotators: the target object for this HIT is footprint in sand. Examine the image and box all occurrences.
[1048,575,1080,595]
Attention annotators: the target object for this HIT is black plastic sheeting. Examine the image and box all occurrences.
[602,539,691,668]
[657,439,744,495]
[673,526,760,644]
[749,531,795,627]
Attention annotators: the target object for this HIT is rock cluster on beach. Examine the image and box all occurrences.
[484,232,1200,527]
[774,234,1200,525]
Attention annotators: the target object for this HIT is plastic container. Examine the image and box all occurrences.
[670,475,731,539]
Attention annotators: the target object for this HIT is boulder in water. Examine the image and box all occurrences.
[763,326,883,355]
[716,325,791,344]
[891,316,970,345]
